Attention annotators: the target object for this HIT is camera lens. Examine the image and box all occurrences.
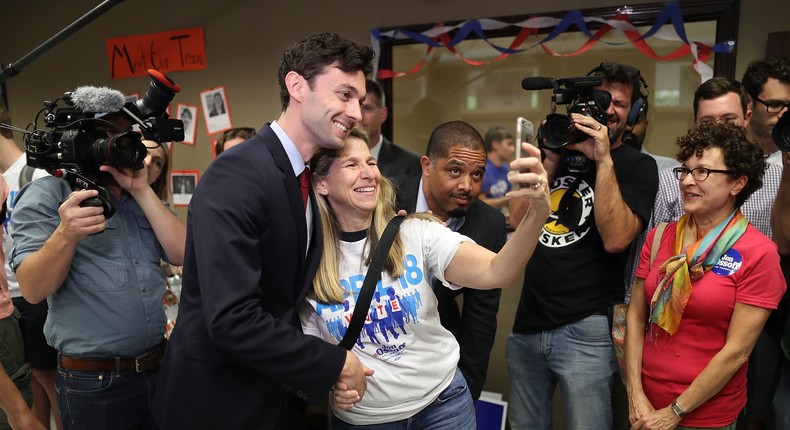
[90,131,147,170]
[542,113,573,149]
[773,113,790,152]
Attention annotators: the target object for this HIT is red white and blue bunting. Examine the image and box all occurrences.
[371,2,734,82]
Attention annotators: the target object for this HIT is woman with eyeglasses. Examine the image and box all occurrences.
[625,122,786,430]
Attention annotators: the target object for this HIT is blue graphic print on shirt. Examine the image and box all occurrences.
[314,253,425,358]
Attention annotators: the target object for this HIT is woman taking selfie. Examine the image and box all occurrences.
[300,127,549,428]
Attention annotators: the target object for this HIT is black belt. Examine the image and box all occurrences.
[59,342,165,373]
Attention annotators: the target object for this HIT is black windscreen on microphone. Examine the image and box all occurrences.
[521,77,556,91]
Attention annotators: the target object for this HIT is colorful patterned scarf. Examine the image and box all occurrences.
[649,210,747,336]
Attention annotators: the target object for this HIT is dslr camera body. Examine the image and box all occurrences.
[522,76,611,150]
[23,69,184,218]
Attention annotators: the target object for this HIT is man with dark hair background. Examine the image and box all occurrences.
[743,57,790,167]
[359,79,421,179]
[396,120,507,400]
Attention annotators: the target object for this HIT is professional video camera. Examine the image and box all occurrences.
[521,76,611,149]
[20,69,184,218]
[774,112,790,152]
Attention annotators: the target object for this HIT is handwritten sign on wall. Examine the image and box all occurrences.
[106,28,206,79]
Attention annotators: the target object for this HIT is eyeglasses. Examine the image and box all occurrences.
[673,166,736,181]
[755,97,790,114]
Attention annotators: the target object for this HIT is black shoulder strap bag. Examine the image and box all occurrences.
[338,215,405,350]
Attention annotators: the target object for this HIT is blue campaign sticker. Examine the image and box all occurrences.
[712,248,743,276]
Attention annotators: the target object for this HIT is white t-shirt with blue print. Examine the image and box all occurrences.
[300,217,472,425]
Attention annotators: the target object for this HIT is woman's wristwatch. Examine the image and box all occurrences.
[671,398,688,418]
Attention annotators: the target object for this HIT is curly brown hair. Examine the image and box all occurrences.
[675,122,765,208]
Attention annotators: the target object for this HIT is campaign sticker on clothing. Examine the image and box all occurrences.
[712,248,743,276]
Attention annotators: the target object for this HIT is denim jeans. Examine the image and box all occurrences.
[507,314,617,430]
[56,364,159,430]
[775,358,790,430]
[676,423,735,430]
[331,368,476,429]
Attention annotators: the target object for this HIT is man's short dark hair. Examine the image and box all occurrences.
[365,79,385,107]
[278,33,375,111]
[0,102,12,140]
[693,77,750,118]
[426,121,485,161]
[742,57,790,100]
[216,127,256,155]
[483,126,514,153]
[588,62,645,105]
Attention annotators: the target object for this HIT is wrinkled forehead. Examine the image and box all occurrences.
[439,146,487,166]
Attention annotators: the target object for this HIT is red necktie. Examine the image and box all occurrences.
[297,168,310,210]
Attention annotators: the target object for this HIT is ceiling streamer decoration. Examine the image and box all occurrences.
[371,2,734,82]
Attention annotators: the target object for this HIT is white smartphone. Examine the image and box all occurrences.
[515,117,533,159]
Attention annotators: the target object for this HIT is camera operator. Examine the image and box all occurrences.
[8,109,185,429]
[507,62,658,429]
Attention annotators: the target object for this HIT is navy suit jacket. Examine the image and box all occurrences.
[395,174,506,399]
[153,124,347,429]
[378,137,422,179]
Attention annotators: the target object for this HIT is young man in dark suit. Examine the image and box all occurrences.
[396,120,507,400]
[360,79,421,179]
[153,33,376,429]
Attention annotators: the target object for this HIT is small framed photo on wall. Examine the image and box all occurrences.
[200,86,232,135]
[171,169,199,207]
[177,104,198,145]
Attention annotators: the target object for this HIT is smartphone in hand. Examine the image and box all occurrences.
[515,117,533,159]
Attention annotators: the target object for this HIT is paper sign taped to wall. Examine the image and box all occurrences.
[106,28,206,79]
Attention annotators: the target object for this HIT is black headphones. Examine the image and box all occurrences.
[587,62,649,128]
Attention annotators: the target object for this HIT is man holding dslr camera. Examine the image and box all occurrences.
[507,62,658,429]
[9,99,185,427]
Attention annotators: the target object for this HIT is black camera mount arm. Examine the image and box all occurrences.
[0,0,125,84]
[53,169,115,219]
